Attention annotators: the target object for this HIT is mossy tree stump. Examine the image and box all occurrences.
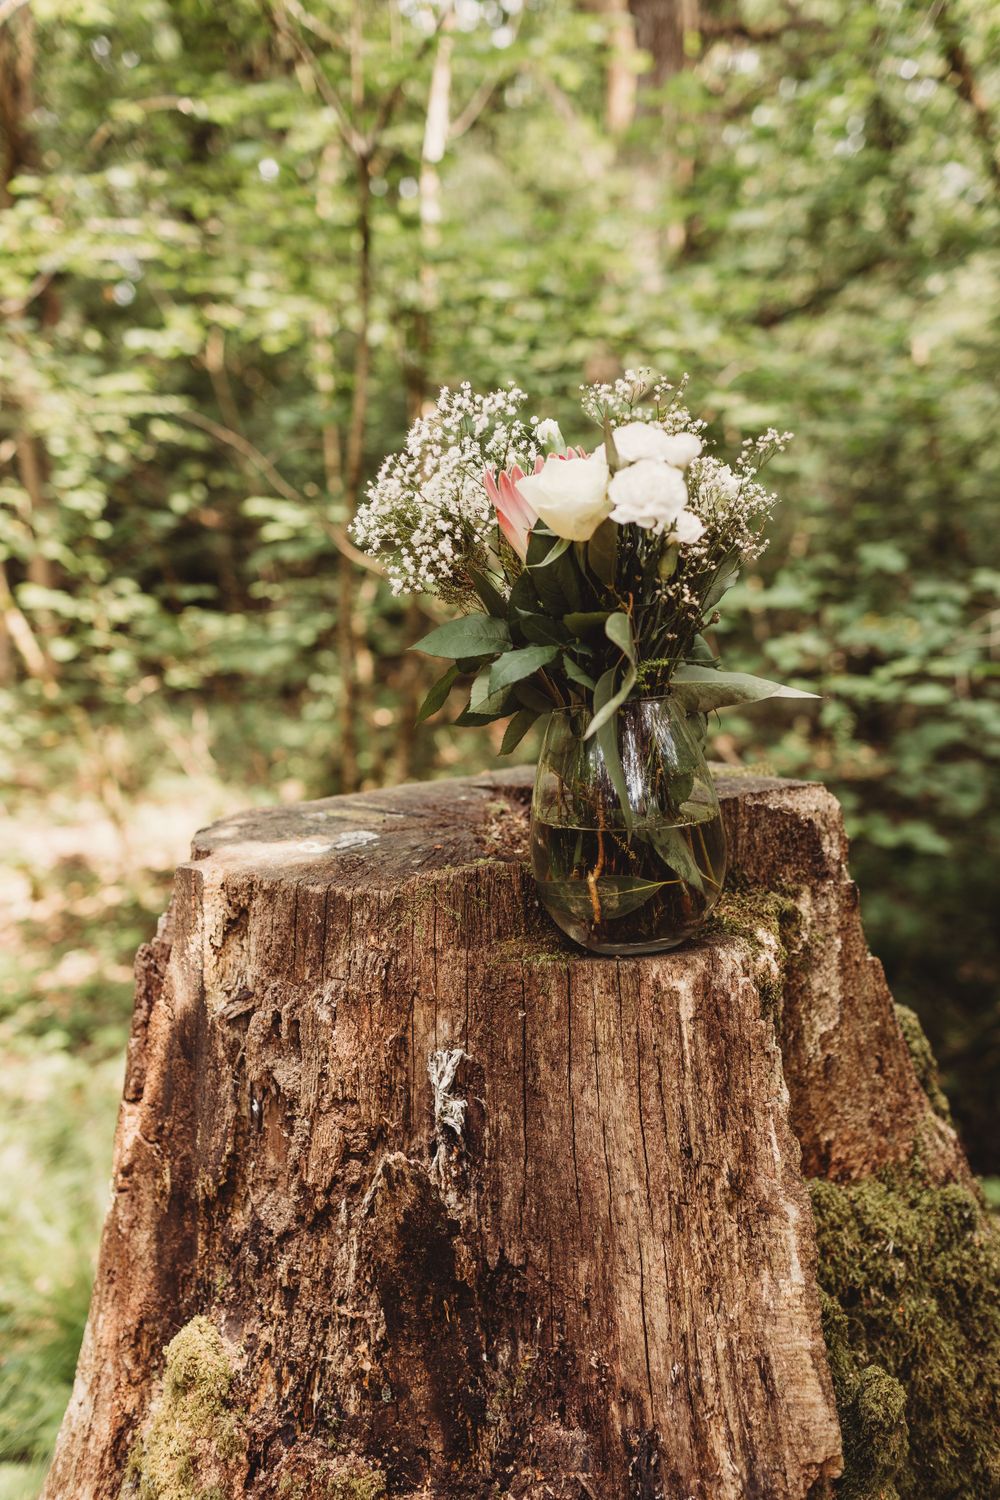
[43,771,997,1500]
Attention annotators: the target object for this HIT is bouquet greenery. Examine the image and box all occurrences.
[352,371,814,791]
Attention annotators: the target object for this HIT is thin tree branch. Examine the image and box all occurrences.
[753,249,895,326]
[931,0,1000,194]
[272,7,369,157]
[175,409,384,576]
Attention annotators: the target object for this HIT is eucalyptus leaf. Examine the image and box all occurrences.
[658,546,678,581]
[585,661,637,739]
[669,665,820,714]
[688,634,716,664]
[703,554,741,612]
[593,696,634,833]
[605,611,636,664]
[562,655,596,690]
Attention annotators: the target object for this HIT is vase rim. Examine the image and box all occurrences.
[546,690,682,718]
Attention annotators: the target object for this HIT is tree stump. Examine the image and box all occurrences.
[43,769,987,1500]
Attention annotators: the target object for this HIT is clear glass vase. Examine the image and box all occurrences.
[530,695,728,955]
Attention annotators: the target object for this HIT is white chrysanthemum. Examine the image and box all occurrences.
[608,458,688,531]
[612,422,702,468]
[668,508,705,545]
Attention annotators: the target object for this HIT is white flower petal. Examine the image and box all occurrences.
[669,509,705,545]
[607,459,688,530]
[515,453,611,541]
[612,422,702,468]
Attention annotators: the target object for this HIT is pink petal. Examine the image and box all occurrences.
[483,468,501,506]
[499,471,536,530]
[497,510,527,561]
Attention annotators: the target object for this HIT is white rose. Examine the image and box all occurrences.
[608,458,688,530]
[668,508,705,545]
[612,422,702,468]
[515,453,611,542]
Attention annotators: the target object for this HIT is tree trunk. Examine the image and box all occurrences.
[43,769,983,1500]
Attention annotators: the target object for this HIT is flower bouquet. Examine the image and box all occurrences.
[352,371,815,954]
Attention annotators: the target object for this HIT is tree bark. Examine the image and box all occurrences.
[43,769,976,1500]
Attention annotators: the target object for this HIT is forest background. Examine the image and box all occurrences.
[0,0,997,1493]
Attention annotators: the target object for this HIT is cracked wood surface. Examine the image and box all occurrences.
[43,770,969,1499]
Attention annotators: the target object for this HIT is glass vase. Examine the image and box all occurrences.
[530,695,728,955]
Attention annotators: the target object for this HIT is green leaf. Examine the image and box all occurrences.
[499,709,539,755]
[518,612,570,648]
[488,644,558,696]
[703,554,740,612]
[412,614,512,659]
[687,633,716,664]
[563,610,611,634]
[526,529,582,614]
[586,660,637,739]
[647,824,705,894]
[669,665,820,714]
[416,663,459,723]
[509,568,540,615]
[605,610,636,663]
[586,520,618,587]
[529,535,572,569]
[590,680,634,832]
[658,545,678,581]
[562,655,596,690]
[467,564,509,618]
[514,680,554,713]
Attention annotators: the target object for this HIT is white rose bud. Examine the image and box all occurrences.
[608,458,688,530]
[535,418,566,453]
[515,453,611,542]
[612,422,702,468]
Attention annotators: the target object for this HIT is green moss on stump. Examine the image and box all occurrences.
[894,1004,952,1121]
[708,882,802,1023]
[811,1172,1000,1499]
[276,1457,386,1499]
[124,1316,244,1499]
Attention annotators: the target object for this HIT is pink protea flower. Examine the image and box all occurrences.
[484,450,588,560]
[484,459,541,561]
